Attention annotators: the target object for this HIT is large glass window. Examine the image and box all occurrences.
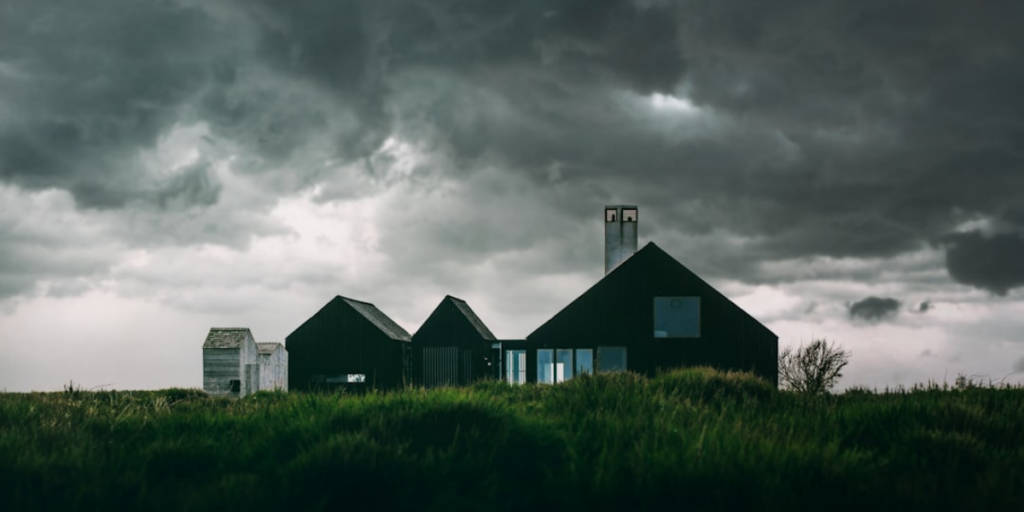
[654,297,700,338]
[556,349,573,383]
[537,349,554,384]
[506,350,526,385]
[596,347,627,373]
[576,349,593,375]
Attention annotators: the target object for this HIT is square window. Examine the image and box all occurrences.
[623,209,637,222]
[654,297,700,338]
[596,347,627,372]
[605,208,618,222]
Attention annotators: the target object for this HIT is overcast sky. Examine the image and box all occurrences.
[3,0,1024,392]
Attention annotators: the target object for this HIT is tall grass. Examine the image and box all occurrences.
[1,369,1022,511]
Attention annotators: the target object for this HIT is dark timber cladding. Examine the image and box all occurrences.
[524,242,779,386]
[413,296,497,387]
[286,296,412,392]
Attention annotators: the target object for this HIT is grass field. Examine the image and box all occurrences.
[1,368,1022,511]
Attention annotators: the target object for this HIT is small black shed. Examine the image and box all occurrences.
[286,295,412,392]
[506,242,778,386]
[412,295,497,387]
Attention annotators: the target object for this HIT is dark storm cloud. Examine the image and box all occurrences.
[2,0,1024,292]
[848,296,900,322]
[0,0,231,209]
[917,300,932,313]
[943,231,1024,296]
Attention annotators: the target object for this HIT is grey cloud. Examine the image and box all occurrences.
[0,201,115,300]
[943,231,1024,295]
[151,160,221,210]
[1014,357,1024,374]
[917,300,932,313]
[2,0,1024,293]
[849,296,900,322]
[0,0,229,209]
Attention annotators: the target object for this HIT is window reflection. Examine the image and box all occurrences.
[596,347,627,373]
[556,349,573,382]
[506,350,526,385]
[576,349,593,375]
[537,349,554,384]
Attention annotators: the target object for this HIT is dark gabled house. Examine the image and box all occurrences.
[286,295,412,392]
[412,295,498,387]
[501,206,778,387]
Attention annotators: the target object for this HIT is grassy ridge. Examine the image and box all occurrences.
[1,368,1022,511]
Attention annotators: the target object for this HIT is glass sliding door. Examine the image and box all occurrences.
[596,347,627,373]
[555,349,573,383]
[537,349,554,384]
[575,349,593,375]
[506,350,526,385]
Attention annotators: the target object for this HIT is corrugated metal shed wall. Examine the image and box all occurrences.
[258,346,289,391]
[412,297,496,387]
[203,349,240,396]
[527,242,778,386]
[240,334,259,396]
[286,297,410,392]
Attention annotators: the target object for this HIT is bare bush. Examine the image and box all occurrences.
[778,339,850,394]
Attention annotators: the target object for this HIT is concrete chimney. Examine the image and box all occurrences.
[604,205,638,274]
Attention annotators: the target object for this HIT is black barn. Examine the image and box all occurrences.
[286,295,412,391]
[503,241,778,386]
[413,296,497,387]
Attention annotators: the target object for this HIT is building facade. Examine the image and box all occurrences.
[413,295,498,387]
[257,342,289,392]
[501,207,778,387]
[202,327,261,397]
[286,295,412,392]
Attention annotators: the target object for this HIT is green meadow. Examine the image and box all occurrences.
[1,368,1022,511]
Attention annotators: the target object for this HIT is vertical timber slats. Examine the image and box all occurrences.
[286,296,411,392]
[412,296,497,388]
[525,242,779,387]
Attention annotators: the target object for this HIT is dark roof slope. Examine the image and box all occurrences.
[341,296,413,341]
[203,328,253,349]
[528,241,777,340]
[448,296,497,340]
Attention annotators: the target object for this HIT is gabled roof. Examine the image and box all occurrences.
[256,342,284,355]
[341,296,413,341]
[527,241,777,340]
[203,328,253,349]
[448,296,496,340]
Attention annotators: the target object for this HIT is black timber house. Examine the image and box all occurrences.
[501,206,778,386]
[286,295,412,391]
[413,295,498,387]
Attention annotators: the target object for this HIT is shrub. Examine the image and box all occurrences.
[778,339,850,394]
